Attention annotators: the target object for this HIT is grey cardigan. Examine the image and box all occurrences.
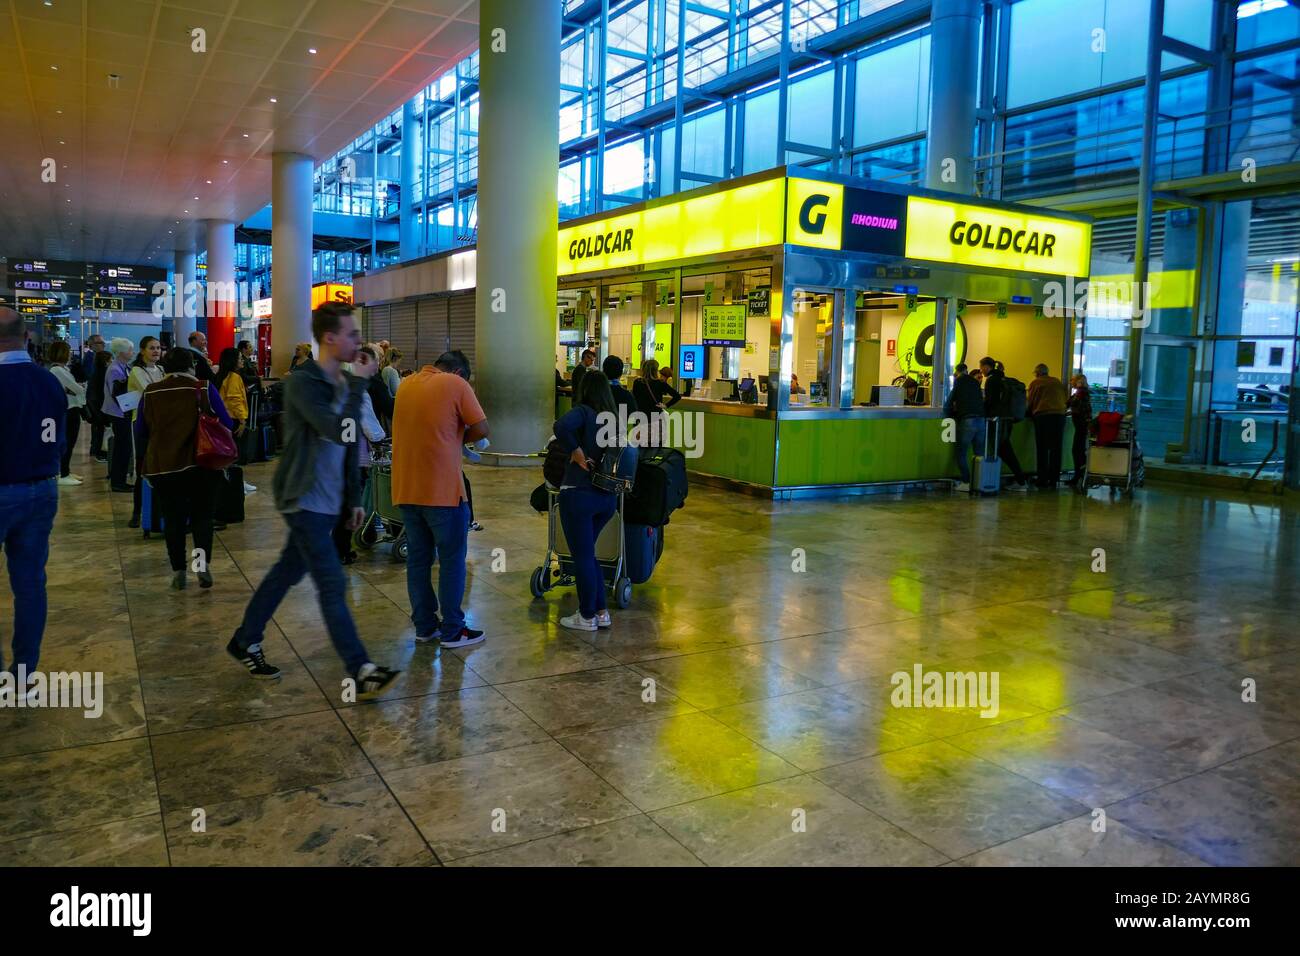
[272,358,368,514]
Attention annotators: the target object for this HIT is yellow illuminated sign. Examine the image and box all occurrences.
[556,179,786,276]
[1091,270,1195,310]
[786,178,843,250]
[904,196,1091,278]
[312,283,353,309]
[630,322,673,369]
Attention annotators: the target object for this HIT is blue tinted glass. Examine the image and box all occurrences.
[853,34,929,146]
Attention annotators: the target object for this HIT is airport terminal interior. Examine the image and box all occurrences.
[2,0,1299,869]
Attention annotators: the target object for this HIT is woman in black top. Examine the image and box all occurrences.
[653,364,682,408]
[632,358,681,416]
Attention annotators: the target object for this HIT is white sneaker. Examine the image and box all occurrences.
[594,610,612,629]
[69,473,84,481]
[560,612,597,632]
[243,482,257,494]
[57,476,83,486]
[954,482,970,493]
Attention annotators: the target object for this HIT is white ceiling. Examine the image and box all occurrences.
[0,0,479,267]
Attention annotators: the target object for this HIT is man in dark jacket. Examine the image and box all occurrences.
[570,348,596,407]
[944,363,985,491]
[979,357,1029,490]
[228,302,399,699]
[602,355,636,420]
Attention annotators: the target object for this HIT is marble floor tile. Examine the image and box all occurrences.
[0,739,160,842]
[957,817,1209,867]
[814,740,1089,859]
[495,665,697,737]
[450,814,703,867]
[631,647,823,710]
[151,711,374,813]
[559,712,801,811]
[1208,739,1300,805]
[139,666,332,734]
[706,686,934,772]
[384,740,640,860]
[338,685,550,773]
[164,775,434,867]
[448,631,622,685]
[946,712,1200,805]
[0,677,148,759]
[1106,771,1300,866]
[650,775,947,866]
[1061,686,1297,771]
[0,816,170,867]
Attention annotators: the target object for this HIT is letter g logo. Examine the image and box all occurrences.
[799,194,830,235]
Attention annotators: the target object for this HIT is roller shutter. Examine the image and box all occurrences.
[388,300,417,362]
[447,291,476,374]
[363,304,389,344]
[415,297,448,370]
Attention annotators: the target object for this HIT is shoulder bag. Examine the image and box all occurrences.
[195,384,239,470]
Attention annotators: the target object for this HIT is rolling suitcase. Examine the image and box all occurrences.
[624,523,660,584]
[972,420,1001,496]
[217,466,246,524]
[625,448,688,526]
[141,477,165,538]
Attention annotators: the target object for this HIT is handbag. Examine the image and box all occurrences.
[194,385,239,470]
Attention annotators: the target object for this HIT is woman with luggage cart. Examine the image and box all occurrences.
[1066,373,1092,489]
[553,373,623,632]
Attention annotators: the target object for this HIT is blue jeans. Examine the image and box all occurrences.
[0,480,58,673]
[955,416,986,483]
[558,486,617,619]
[399,502,470,638]
[234,509,369,674]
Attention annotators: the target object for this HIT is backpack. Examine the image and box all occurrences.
[1002,377,1027,421]
[591,443,638,495]
[542,437,568,487]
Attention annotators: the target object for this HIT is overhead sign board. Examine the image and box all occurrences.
[556,178,786,277]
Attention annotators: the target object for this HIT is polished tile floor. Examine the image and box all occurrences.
[2,439,1298,867]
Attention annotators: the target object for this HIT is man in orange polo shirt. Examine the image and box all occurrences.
[391,350,489,647]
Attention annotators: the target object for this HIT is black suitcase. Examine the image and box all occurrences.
[218,466,246,524]
[625,448,687,526]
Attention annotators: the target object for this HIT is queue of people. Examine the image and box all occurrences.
[948,356,1092,493]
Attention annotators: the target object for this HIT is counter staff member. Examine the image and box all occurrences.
[570,349,596,407]
[1027,363,1068,489]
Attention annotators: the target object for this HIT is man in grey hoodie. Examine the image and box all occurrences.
[227,302,399,699]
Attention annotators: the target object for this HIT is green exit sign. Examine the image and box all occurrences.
[92,296,124,311]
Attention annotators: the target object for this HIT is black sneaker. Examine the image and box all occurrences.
[226,635,282,679]
[440,627,485,649]
[469,521,484,531]
[414,616,443,644]
[355,664,400,699]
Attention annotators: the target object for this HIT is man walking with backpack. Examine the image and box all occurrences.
[1027,363,1069,488]
[979,357,1029,491]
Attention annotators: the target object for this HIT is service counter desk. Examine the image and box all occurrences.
[671,398,1073,497]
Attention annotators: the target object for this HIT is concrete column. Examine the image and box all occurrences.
[172,245,197,348]
[475,0,561,457]
[204,219,236,362]
[271,152,315,377]
[400,99,420,261]
[924,0,980,194]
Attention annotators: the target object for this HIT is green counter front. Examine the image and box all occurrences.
[671,400,1072,494]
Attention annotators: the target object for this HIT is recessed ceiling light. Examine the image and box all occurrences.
[56,109,62,114]
[193,196,199,200]
[51,65,58,71]
[66,198,71,202]
[206,179,212,184]
[269,97,277,103]
[58,140,65,144]
[184,209,189,213]
[308,47,317,55]
[222,159,229,164]
[243,133,249,138]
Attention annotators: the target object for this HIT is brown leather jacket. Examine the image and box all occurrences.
[138,374,213,476]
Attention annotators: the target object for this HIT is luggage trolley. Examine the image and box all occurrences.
[529,487,634,609]
[353,440,408,561]
[1078,412,1145,498]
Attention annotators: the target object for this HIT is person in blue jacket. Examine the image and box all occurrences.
[553,372,622,632]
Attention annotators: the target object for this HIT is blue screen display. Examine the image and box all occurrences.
[679,344,705,379]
